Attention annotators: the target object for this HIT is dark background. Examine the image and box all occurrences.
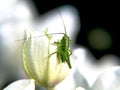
[31,0,118,60]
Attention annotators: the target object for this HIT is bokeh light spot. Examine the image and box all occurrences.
[87,28,113,51]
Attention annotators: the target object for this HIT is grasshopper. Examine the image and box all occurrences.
[51,12,72,68]
[17,12,72,69]
[52,33,72,68]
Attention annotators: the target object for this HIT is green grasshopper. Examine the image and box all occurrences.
[51,13,72,68]
[52,33,72,68]
[17,12,72,69]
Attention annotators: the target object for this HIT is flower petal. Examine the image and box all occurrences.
[92,66,120,90]
[76,87,86,90]
[3,79,35,90]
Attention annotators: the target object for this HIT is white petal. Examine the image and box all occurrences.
[76,87,86,90]
[92,66,120,90]
[3,79,35,90]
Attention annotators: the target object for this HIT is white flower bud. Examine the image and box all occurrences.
[23,29,70,88]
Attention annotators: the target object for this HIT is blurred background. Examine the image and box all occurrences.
[0,0,119,89]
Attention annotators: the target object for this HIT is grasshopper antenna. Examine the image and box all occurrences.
[15,29,28,41]
[57,10,67,34]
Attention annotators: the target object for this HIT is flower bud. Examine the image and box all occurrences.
[23,29,70,88]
